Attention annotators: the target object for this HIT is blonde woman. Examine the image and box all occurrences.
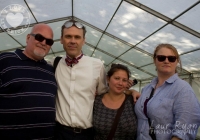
[135,44,200,140]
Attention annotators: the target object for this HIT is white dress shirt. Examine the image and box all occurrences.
[52,55,108,129]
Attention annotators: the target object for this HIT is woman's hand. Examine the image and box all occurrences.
[126,79,133,89]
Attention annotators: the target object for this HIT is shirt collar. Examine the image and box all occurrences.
[66,52,83,60]
[151,73,178,88]
[14,49,47,64]
[165,73,179,83]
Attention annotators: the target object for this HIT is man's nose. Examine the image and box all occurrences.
[70,37,76,43]
[40,39,47,45]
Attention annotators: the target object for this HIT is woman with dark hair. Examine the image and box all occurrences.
[135,44,200,140]
[93,64,137,140]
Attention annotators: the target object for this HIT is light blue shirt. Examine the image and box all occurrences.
[135,73,200,140]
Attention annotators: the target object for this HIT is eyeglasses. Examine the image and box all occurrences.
[156,55,177,62]
[30,34,54,46]
[63,20,84,29]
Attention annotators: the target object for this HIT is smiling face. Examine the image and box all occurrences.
[61,26,85,58]
[154,47,178,76]
[25,24,53,60]
[107,69,129,95]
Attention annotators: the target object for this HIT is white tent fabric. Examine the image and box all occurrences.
[0,0,200,138]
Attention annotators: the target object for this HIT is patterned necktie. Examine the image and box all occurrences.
[65,53,83,66]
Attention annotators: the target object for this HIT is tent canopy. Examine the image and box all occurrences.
[1,0,200,138]
[0,0,200,82]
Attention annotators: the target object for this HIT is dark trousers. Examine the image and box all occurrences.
[54,122,94,140]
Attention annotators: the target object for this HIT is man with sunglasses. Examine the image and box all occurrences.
[0,24,57,140]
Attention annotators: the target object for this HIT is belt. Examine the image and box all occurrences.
[56,122,93,134]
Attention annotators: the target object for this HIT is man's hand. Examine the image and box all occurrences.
[131,90,140,103]
[124,89,141,103]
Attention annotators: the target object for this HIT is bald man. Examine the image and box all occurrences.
[0,24,57,140]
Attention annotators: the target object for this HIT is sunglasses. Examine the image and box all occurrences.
[156,55,177,62]
[63,21,84,29]
[30,34,54,46]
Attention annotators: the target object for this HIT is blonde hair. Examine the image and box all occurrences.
[153,44,182,73]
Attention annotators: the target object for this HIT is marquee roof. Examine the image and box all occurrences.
[1,0,200,82]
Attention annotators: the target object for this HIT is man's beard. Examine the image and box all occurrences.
[33,49,46,58]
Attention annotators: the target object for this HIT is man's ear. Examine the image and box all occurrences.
[60,36,63,44]
[26,34,30,44]
[81,37,85,46]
